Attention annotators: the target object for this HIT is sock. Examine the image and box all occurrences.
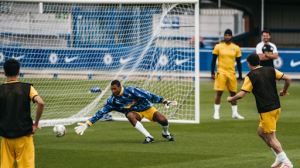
[161,125,170,135]
[232,105,237,115]
[135,121,152,138]
[277,151,291,164]
[214,104,220,114]
[271,147,278,157]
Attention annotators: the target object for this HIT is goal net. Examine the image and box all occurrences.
[0,1,199,126]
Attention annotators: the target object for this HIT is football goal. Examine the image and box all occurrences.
[0,0,199,126]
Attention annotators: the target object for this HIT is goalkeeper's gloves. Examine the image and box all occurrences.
[75,123,89,135]
[163,100,178,108]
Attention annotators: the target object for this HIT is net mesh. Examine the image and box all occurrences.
[0,2,196,126]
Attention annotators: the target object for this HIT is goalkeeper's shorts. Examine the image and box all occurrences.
[134,107,157,123]
[1,135,35,168]
[259,108,281,134]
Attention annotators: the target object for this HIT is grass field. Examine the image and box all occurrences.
[2,81,300,167]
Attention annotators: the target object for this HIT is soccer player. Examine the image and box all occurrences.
[75,80,177,143]
[211,29,244,119]
[0,59,44,168]
[227,54,293,168]
[256,30,278,67]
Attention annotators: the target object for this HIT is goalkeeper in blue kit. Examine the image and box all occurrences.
[75,80,177,143]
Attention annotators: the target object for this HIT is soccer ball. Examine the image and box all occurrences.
[53,125,66,137]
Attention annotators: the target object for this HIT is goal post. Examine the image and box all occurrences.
[0,0,200,126]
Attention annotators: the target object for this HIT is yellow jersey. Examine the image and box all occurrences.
[212,42,242,74]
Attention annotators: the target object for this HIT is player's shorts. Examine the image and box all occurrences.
[259,108,281,134]
[1,135,35,168]
[214,73,237,92]
[134,107,158,123]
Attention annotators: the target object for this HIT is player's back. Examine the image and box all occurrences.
[0,82,33,138]
[247,66,280,112]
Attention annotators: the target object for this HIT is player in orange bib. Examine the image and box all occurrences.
[211,29,244,119]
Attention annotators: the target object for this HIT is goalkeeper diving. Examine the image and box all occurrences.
[75,80,177,143]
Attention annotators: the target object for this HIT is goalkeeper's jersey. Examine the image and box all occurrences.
[88,86,166,124]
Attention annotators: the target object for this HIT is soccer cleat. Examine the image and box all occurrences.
[271,157,282,168]
[213,113,220,119]
[141,136,154,143]
[162,134,175,141]
[232,113,244,119]
[280,163,293,168]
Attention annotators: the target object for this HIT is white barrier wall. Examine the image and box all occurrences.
[199,15,234,37]
[0,13,71,35]
[153,14,234,38]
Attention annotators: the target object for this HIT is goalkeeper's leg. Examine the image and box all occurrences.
[126,112,154,143]
[153,112,175,141]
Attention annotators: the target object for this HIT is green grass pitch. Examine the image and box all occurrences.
[1,81,300,167]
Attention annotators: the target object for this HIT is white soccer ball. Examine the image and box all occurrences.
[53,125,66,137]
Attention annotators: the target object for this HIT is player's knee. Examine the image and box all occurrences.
[257,130,264,137]
[230,92,236,96]
[153,112,168,125]
[216,91,223,97]
[126,113,138,126]
[157,116,168,126]
[126,112,134,119]
[160,118,168,126]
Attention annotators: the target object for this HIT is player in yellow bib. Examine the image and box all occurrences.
[227,54,293,168]
[211,29,244,119]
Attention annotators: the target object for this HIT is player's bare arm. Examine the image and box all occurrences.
[30,95,44,135]
[278,74,292,96]
[227,91,246,102]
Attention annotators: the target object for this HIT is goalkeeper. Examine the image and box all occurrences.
[75,80,177,143]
